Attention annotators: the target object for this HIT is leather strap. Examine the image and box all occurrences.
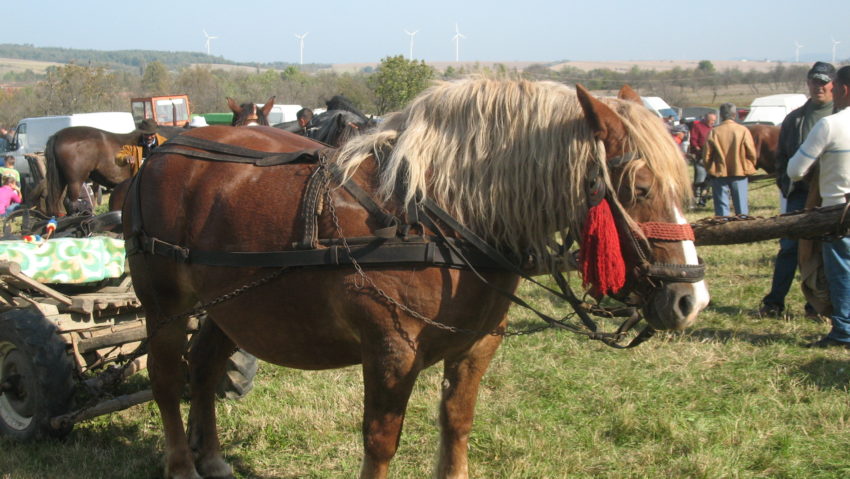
[127,233,501,270]
[157,135,322,166]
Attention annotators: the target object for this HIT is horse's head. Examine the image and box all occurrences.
[576,84,710,331]
[312,110,373,147]
[227,96,275,126]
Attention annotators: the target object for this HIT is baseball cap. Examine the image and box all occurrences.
[808,61,836,83]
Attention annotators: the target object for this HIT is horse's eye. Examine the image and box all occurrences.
[634,186,651,200]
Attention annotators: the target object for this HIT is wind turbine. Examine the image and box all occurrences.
[794,40,803,63]
[832,36,841,64]
[452,23,466,63]
[404,29,419,60]
[294,32,308,65]
[203,29,219,56]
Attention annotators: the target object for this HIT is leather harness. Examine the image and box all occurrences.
[125,136,704,347]
[126,135,508,272]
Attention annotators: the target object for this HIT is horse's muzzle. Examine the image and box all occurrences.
[643,282,702,330]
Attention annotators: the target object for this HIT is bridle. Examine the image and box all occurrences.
[588,150,705,308]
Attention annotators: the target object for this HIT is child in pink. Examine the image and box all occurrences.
[0,175,22,216]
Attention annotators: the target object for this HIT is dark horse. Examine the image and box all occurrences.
[227,96,275,126]
[44,127,146,216]
[124,79,709,479]
[746,123,780,174]
[275,95,375,146]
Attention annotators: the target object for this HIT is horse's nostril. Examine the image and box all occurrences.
[677,294,695,317]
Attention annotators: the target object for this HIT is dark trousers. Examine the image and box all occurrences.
[762,189,808,308]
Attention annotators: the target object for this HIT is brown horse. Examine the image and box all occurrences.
[226,96,275,126]
[746,123,780,174]
[44,127,141,216]
[124,79,710,479]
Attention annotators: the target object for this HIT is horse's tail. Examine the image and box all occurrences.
[44,134,65,216]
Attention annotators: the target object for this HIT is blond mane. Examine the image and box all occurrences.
[335,78,689,263]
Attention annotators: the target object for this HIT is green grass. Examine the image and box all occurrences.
[3,178,850,478]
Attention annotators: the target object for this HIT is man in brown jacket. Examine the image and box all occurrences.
[704,102,758,216]
[115,119,167,176]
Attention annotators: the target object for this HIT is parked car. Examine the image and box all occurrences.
[743,94,807,125]
[642,96,680,124]
[681,107,719,126]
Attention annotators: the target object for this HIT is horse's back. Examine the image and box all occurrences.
[129,126,326,250]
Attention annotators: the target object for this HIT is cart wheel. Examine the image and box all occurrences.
[0,309,75,440]
[216,349,258,400]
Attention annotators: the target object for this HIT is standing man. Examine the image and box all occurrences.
[115,119,167,176]
[758,61,835,317]
[704,103,758,216]
[787,65,850,348]
[689,111,717,206]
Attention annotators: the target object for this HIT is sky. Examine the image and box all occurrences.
[4,0,848,66]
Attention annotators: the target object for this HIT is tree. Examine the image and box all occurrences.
[141,61,170,95]
[37,64,124,115]
[173,66,227,113]
[697,60,716,74]
[370,55,434,114]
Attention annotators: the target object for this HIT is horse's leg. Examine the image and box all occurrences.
[187,318,235,479]
[359,340,421,479]
[64,181,82,215]
[435,333,504,479]
[148,313,203,479]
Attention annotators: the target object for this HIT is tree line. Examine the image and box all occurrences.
[0,55,437,127]
[0,53,821,129]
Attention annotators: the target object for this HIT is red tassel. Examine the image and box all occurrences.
[579,199,625,297]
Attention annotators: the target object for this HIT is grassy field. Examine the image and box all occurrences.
[3,179,850,478]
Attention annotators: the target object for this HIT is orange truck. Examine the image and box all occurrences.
[130,95,191,127]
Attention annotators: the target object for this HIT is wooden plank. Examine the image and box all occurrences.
[0,260,73,306]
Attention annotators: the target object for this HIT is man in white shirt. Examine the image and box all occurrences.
[788,65,850,348]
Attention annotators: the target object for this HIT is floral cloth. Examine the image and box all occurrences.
[0,237,125,284]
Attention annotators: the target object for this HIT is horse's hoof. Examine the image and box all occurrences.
[165,464,203,479]
[196,455,234,479]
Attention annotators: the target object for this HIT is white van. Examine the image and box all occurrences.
[642,96,679,124]
[5,112,136,194]
[743,94,807,125]
[256,104,302,125]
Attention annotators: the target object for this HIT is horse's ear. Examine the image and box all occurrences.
[617,85,641,104]
[261,96,276,118]
[226,97,242,115]
[576,84,627,151]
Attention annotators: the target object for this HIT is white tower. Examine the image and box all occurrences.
[832,37,841,64]
[203,29,219,56]
[295,32,309,65]
[794,41,803,63]
[452,24,466,63]
[404,29,419,60]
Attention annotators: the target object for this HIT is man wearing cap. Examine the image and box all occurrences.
[704,102,758,217]
[758,61,836,318]
[787,65,850,348]
[115,119,167,175]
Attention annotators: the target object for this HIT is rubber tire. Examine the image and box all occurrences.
[0,309,75,440]
[216,349,258,400]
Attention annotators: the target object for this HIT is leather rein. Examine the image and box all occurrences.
[126,136,704,348]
